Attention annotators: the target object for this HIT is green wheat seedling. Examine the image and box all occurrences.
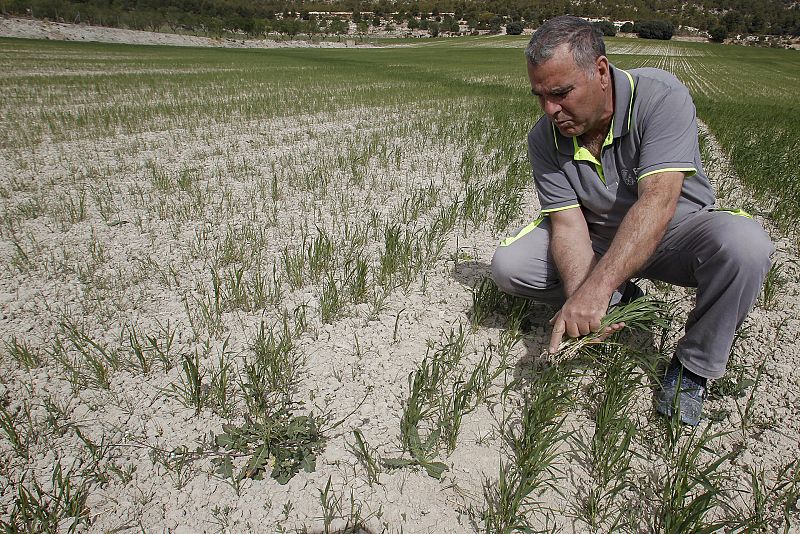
[214,265,282,312]
[319,273,345,324]
[351,429,381,486]
[125,321,178,372]
[760,260,787,310]
[41,395,76,438]
[184,280,224,338]
[654,425,734,534]
[5,336,43,370]
[388,324,495,478]
[549,296,671,362]
[482,367,573,533]
[125,325,154,375]
[378,223,420,290]
[735,351,768,438]
[343,256,369,305]
[306,229,335,282]
[74,427,116,486]
[492,158,528,232]
[723,461,800,531]
[471,277,507,330]
[240,319,301,417]
[281,245,306,290]
[170,350,209,415]
[316,476,378,534]
[49,338,87,394]
[0,404,32,460]
[441,345,504,452]
[573,343,640,531]
[61,321,121,389]
[0,463,90,533]
[52,188,87,229]
[209,351,235,417]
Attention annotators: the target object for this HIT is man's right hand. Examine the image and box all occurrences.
[548,285,626,353]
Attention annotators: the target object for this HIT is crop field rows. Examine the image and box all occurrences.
[1,37,799,532]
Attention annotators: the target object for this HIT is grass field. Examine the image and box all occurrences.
[1,35,799,532]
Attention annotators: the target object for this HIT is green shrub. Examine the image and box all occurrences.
[506,21,524,35]
[637,20,674,40]
[593,20,616,37]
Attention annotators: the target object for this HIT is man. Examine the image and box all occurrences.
[491,16,773,425]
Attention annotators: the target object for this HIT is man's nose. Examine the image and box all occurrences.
[542,98,561,117]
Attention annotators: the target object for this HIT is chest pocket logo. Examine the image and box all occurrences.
[619,168,638,189]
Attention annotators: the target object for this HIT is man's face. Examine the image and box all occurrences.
[528,45,610,138]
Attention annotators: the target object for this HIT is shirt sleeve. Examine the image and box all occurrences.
[635,81,699,181]
[528,123,580,214]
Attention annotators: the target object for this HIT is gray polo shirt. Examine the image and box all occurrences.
[528,65,715,241]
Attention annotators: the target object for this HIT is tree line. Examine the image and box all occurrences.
[1,0,798,37]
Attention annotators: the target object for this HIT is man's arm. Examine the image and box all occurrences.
[548,171,686,352]
[549,207,595,298]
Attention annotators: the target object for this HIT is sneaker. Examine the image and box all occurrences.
[608,281,644,307]
[656,355,707,426]
[620,280,644,304]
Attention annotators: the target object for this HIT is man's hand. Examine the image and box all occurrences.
[548,284,624,353]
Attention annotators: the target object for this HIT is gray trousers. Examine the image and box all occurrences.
[491,208,774,379]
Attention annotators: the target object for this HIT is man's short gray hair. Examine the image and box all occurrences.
[525,16,606,77]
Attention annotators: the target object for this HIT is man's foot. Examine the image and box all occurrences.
[609,281,644,307]
[656,355,707,426]
[620,280,644,304]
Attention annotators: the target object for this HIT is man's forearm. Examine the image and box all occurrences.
[550,212,596,298]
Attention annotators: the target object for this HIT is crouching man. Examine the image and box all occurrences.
[491,16,773,425]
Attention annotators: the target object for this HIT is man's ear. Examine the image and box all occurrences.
[596,56,610,88]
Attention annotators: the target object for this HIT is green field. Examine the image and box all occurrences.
[1,35,799,532]
[3,36,799,223]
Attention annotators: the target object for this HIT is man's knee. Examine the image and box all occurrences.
[491,242,561,299]
[710,216,774,275]
[490,245,522,293]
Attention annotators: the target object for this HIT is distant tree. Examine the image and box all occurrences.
[709,25,727,42]
[428,21,439,37]
[328,18,348,35]
[620,21,634,32]
[356,21,368,34]
[722,10,744,34]
[506,21,523,35]
[637,20,674,40]
[593,20,616,36]
[408,18,419,29]
[489,21,502,34]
